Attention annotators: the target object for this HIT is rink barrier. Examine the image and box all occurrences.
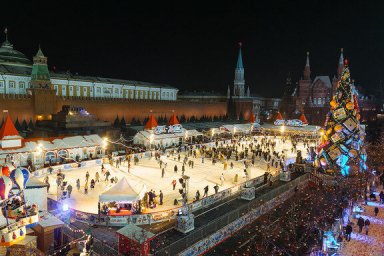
[32,159,103,178]
[49,173,266,227]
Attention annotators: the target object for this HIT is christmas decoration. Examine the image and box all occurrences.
[316,60,366,176]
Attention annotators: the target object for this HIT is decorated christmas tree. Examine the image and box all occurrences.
[316,60,367,176]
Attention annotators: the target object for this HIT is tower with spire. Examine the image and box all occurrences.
[297,51,312,111]
[233,42,246,97]
[30,46,52,89]
[28,46,56,120]
[332,48,345,95]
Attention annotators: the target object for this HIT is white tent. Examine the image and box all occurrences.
[99,177,146,203]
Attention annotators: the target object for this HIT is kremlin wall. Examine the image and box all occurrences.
[0,31,278,127]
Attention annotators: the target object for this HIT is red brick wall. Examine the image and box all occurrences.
[0,95,228,123]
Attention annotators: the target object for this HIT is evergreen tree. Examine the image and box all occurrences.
[190,115,196,122]
[131,117,136,125]
[120,117,126,127]
[21,120,28,131]
[14,118,21,131]
[316,61,366,176]
[0,117,4,128]
[180,115,186,123]
[28,118,34,130]
[113,115,120,128]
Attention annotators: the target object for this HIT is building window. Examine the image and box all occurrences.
[45,151,56,162]
[97,87,101,93]
[9,81,16,88]
[58,150,68,160]
[96,147,102,155]
[83,87,87,93]
[318,98,321,105]
[0,81,4,88]
[19,82,25,89]
[70,86,73,91]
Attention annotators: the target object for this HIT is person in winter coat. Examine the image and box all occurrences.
[374,206,379,216]
[345,223,352,241]
[357,217,365,233]
[364,218,370,235]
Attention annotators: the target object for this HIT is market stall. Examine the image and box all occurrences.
[99,177,146,216]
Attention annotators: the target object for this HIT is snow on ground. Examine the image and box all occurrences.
[340,187,384,256]
[39,136,312,214]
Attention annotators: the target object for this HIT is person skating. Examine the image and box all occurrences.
[182,164,185,176]
[67,184,72,198]
[364,218,370,235]
[159,190,163,205]
[174,165,178,173]
[162,168,165,178]
[345,223,352,241]
[84,181,88,194]
[85,171,90,182]
[195,190,200,201]
[76,179,80,191]
[203,185,209,197]
[214,184,219,194]
[171,179,176,190]
[357,217,364,233]
[105,170,110,181]
[90,179,95,190]
[95,172,100,182]
[220,173,225,186]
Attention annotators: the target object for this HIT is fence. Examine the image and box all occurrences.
[154,174,309,255]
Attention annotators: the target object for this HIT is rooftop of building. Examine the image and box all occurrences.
[0,32,177,90]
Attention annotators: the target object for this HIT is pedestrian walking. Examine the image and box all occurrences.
[374,206,379,216]
[357,217,364,233]
[67,184,72,198]
[171,179,176,190]
[345,223,352,241]
[364,218,370,235]
[159,190,163,205]
[162,168,165,178]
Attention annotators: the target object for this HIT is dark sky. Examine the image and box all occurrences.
[1,1,384,97]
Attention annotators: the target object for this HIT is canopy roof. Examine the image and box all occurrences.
[168,113,179,125]
[275,112,283,121]
[299,113,308,124]
[117,224,155,243]
[248,114,256,123]
[144,115,158,130]
[99,177,146,203]
[0,116,21,139]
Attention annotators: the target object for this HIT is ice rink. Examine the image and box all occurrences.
[40,136,313,214]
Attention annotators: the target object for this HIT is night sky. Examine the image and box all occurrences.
[1,1,383,97]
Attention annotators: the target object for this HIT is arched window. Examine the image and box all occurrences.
[58,150,68,160]
[45,152,56,162]
[317,98,321,105]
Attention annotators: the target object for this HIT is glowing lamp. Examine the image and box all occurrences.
[62,203,69,212]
